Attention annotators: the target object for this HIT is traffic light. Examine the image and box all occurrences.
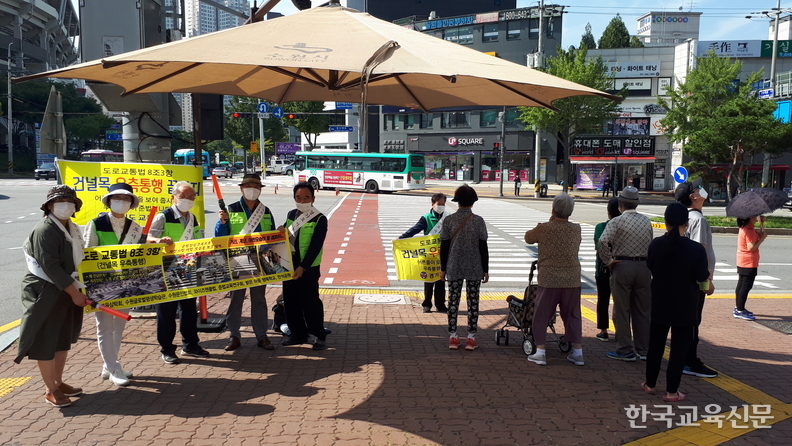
[493,142,500,155]
[231,112,253,118]
[284,113,308,120]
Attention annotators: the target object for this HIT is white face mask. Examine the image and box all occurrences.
[296,202,312,213]
[698,187,709,200]
[110,199,131,215]
[243,188,261,201]
[51,202,76,220]
[176,199,194,213]
[434,205,445,214]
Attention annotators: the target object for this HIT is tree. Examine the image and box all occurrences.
[518,47,623,192]
[225,96,289,161]
[598,14,631,49]
[65,113,118,151]
[579,23,596,50]
[658,51,792,199]
[282,101,331,150]
[629,36,645,48]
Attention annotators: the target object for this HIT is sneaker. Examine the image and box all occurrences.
[464,337,479,351]
[637,354,647,361]
[101,368,133,380]
[683,364,718,378]
[733,309,755,321]
[448,336,460,350]
[527,353,547,365]
[181,346,210,357]
[595,332,609,342]
[744,309,754,316]
[108,369,130,387]
[422,306,431,313]
[567,354,584,366]
[162,352,180,364]
[312,339,326,351]
[607,351,637,361]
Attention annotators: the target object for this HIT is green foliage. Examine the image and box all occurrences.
[65,114,118,151]
[598,14,631,49]
[225,96,289,159]
[282,101,331,150]
[658,51,792,198]
[629,36,645,48]
[579,23,596,50]
[518,47,622,192]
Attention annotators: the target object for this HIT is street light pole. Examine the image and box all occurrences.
[533,0,545,192]
[6,42,13,174]
[498,107,506,197]
[762,0,781,188]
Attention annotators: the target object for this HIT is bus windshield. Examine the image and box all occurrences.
[173,149,211,179]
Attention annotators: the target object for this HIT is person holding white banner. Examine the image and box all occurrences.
[147,181,208,364]
[399,193,448,313]
[83,183,144,386]
[215,173,276,351]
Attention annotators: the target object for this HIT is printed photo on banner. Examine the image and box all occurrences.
[56,160,206,228]
[392,234,441,282]
[79,230,294,311]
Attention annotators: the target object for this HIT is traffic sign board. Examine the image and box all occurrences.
[272,107,284,119]
[257,102,270,113]
[758,89,774,99]
[258,113,271,119]
[329,126,354,132]
[105,132,123,141]
[673,166,688,183]
[335,102,353,109]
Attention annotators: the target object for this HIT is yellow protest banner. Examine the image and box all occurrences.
[79,230,293,310]
[56,160,205,228]
[391,235,441,282]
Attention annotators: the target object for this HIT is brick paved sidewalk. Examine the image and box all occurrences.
[0,288,790,446]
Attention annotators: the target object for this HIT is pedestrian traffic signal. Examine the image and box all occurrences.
[493,142,501,155]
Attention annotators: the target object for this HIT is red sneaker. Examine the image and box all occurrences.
[465,337,479,351]
[448,336,460,350]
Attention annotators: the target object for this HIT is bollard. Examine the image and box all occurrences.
[274,184,278,194]
[335,187,340,196]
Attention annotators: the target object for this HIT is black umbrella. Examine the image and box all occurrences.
[725,188,788,219]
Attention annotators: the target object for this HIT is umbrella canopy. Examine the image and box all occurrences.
[17,5,619,112]
[725,188,789,219]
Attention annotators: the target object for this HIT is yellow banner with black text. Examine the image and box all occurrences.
[391,235,441,282]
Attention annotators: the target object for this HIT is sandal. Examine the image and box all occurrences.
[641,382,656,395]
[662,391,686,402]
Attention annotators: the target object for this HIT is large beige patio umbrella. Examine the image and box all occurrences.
[18,4,619,111]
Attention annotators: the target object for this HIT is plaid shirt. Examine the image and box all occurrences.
[597,209,653,265]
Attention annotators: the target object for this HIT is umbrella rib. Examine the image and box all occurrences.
[394,75,429,112]
[262,66,327,88]
[488,79,560,112]
[338,73,398,89]
[120,63,203,96]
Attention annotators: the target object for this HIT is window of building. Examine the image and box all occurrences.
[483,24,499,42]
[480,110,498,128]
[547,17,555,37]
[443,27,458,43]
[458,26,473,45]
[507,21,521,40]
[529,19,539,39]
[328,114,346,126]
[421,113,434,129]
[441,111,471,128]
[393,114,403,130]
[505,108,521,127]
[383,114,392,131]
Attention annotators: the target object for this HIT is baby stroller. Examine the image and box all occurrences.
[495,261,572,357]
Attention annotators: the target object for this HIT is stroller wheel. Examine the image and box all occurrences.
[522,338,535,356]
[495,329,502,345]
[558,335,572,353]
[504,330,510,346]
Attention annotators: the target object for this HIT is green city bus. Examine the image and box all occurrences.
[293,151,426,193]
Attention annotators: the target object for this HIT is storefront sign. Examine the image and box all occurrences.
[448,137,484,146]
[421,16,475,30]
[761,40,792,57]
[606,62,660,78]
[476,12,499,23]
[650,117,668,136]
[658,78,672,94]
[614,79,651,91]
[498,7,563,21]
[275,142,301,155]
[571,136,655,157]
[697,40,761,58]
[608,118,650,136]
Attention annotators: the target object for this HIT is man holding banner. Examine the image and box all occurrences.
[399,193,448,313]
[215,173,276,351]
[148,181,209,364]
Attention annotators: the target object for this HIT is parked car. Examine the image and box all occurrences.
[283,164,295,176]
[212,166,232,178]
[34,163,57,180]
[784,188,792,211]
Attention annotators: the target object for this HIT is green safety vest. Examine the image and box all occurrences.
[162,207,201,240]
[227,201,273,235]
[286,215,323,267]
[93,214,122,246]
[423,211,440,235]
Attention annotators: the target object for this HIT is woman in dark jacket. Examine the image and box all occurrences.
[643,203,710,402]
[17,185,89,407]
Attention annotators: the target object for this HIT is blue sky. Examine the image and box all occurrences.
[255,0,787,49]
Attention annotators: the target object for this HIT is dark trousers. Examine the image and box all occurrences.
[685,291,706,368]
[283,267,325,341]
[602,186,611,197]
[595,272,611,330]
[423,280,446,309]
[645,322,694,394]
[156,297,199,354]
[735,267,757,311]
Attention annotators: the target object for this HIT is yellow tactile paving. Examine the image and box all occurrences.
[0,377,32,398]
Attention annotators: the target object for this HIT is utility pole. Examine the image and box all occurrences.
[498,107,506,197]
[6,42,13,174]
[763,0,781,188]
[259,102,266,178]
[533,0,545,196]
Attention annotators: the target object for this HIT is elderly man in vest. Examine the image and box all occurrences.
[215,173,275,351]
[148,181,209,364]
